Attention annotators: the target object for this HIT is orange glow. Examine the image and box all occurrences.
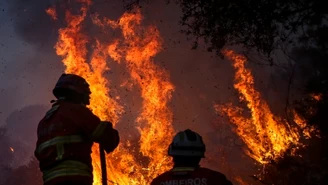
[292,110,319,139]
[310,93,322,101]
[51,1,174,184]
[45,6,57,20]
[215,50,317,164]
[235,176,248,185]
[10,147,14,153]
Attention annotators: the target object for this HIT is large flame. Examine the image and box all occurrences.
[215,50,317,164]
[52,0,174,184]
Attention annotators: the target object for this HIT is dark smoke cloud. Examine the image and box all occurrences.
[0,0,64,126]
[5,0,58,49]
[4,0,127,49]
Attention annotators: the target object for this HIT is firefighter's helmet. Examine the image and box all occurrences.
[168,129,206,158]
[53,74,91,104]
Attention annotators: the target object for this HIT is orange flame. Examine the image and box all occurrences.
[292,110,319,139]
[98,9,175,184]
[10,147,14,153]
[215,50,317,164]
[45,6,57,20]
[51,1,174,184]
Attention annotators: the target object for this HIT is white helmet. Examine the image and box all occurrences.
[168,129,206,158]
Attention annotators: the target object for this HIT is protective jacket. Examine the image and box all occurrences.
[151,167,233,185]
[34,100,119,185]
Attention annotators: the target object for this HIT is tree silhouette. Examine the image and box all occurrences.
[176,0,327,58]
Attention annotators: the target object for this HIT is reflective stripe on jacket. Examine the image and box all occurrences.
[36,135,85,161]
[43,160,92,183]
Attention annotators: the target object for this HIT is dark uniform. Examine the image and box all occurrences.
[151,167,233,185]
[151,129,233,185]
[34,74,120,185]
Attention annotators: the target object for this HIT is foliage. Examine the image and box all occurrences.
[175,0,327,58]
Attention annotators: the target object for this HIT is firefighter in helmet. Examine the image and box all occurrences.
[151,129,233,185]
[34,74,120,185]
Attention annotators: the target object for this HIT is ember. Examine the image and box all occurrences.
[45,6,57,20]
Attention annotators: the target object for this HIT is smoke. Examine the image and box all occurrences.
[0,126,14,185]
[4,105,48,167]
[0,0,63,123]
[0,105,47,184]
[4,0,59,50]
[4,0,127,49]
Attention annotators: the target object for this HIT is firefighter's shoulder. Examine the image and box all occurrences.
[62,101,96,117]
[56,101,100,126]
[150,170,172,185]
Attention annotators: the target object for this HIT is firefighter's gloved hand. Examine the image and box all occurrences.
[98,121,120,153]
[104,129,120,153]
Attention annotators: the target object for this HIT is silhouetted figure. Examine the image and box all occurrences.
[151,129,233,185]
[34,74,120,185]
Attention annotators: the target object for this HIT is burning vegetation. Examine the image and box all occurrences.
[214,50,319,165]
[42,0,323,184]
